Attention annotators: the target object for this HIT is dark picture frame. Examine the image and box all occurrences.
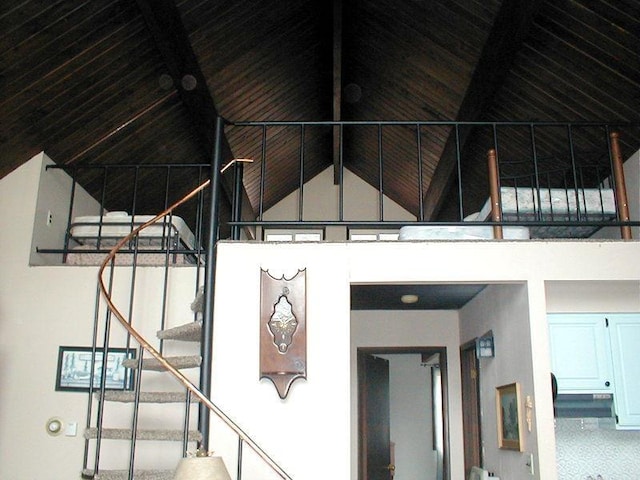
[496,382,523,451]
[55,346,135,392]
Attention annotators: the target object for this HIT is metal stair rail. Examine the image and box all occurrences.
[95,160,292,480]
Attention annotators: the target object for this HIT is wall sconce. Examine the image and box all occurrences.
[476,331,495,358]
[260,269,307,399]
[174,455,232,480]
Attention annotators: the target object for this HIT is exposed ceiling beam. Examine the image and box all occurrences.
[135,0,255,236]
[333,0,343,184]
[422,0,545,220]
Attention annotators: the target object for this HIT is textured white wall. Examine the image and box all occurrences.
[555,418,640,480]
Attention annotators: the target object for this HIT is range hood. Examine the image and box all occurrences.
[554,393,615,418]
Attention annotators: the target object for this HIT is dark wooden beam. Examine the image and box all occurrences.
[333,0,343,184]
[422,0,545,220]
[135,0,255,237]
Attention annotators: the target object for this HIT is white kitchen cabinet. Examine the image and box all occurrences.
[548,313,613,393]
[548,312,640,429]
[607,314,640,428]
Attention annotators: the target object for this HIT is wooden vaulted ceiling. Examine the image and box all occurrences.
[1,0,639,227]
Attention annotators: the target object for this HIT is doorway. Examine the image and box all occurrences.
[357,347,449,480]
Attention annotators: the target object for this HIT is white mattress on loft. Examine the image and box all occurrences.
[398,224,530,240]
[69,211,196,249]
[478,186,616,221]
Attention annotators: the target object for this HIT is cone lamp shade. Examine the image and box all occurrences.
[174,456,232,480]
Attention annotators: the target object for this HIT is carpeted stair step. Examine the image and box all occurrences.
[157,320,202,342]
[81,468,174,480]
[190,286,204,314]
[84,428,202,442]
[122,355,201,371]
[99,391,201,403]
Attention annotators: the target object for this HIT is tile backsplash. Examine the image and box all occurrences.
[555,418,640,480]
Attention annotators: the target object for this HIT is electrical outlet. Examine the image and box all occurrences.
[46,210,53,226]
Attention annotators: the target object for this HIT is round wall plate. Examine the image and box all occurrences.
[45,417,64,436]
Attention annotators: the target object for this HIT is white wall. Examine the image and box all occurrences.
[210,239,640,480]
[459,284,538,479]
[623,149,640,239]
[29,153,101,265]
[545,281,640,312]
[0,155,201,479]
[262,166,415,240]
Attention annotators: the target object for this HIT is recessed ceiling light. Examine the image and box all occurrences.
[400,294,419,304]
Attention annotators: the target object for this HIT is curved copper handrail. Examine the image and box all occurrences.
[97,159,292,480]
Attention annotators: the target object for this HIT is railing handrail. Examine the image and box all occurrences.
[230,119,638,128]
[97,160,292,480]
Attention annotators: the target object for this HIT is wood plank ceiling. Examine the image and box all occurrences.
[1,0,639,227]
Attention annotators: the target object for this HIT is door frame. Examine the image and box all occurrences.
[460,338,483,477]
[357,346,450,480]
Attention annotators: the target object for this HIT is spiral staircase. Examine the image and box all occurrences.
[82,315,203,480]
[80,177,291,480]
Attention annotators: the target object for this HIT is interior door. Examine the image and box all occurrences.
[460,341,482,478]
[358,352,393,480]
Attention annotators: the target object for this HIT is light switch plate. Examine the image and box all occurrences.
[524,452,535,475]
[65,421,78,437]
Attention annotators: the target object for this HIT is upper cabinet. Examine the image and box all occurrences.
[548,313,613,393]
[548,313,640,429]
[607,315,640,428]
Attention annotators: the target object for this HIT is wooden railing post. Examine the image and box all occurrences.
[487,149,503,240]
[610,132,632,240]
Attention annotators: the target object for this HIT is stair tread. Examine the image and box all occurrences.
[82,469,174,480]
[99,391,200,403]
[84,427,202,442]
[157,320,202,342]
[122,355,201,371]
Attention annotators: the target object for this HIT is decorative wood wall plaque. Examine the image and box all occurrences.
[260,269,306,399]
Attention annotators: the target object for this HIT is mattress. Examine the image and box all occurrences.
[65,245,191,266]
[398,224,530,241]
[478,186,616,222]
[69,211,196,250]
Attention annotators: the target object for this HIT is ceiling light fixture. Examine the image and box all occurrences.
[400,294,419,304]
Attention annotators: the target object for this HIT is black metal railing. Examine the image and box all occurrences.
[225,119,639,239]
[37,162,210,262]
[36,120,639,254]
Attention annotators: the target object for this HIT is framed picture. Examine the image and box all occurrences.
[55,346,135,392]
[496,382,523,451]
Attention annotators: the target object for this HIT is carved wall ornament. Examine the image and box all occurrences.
[260,269,306,399]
